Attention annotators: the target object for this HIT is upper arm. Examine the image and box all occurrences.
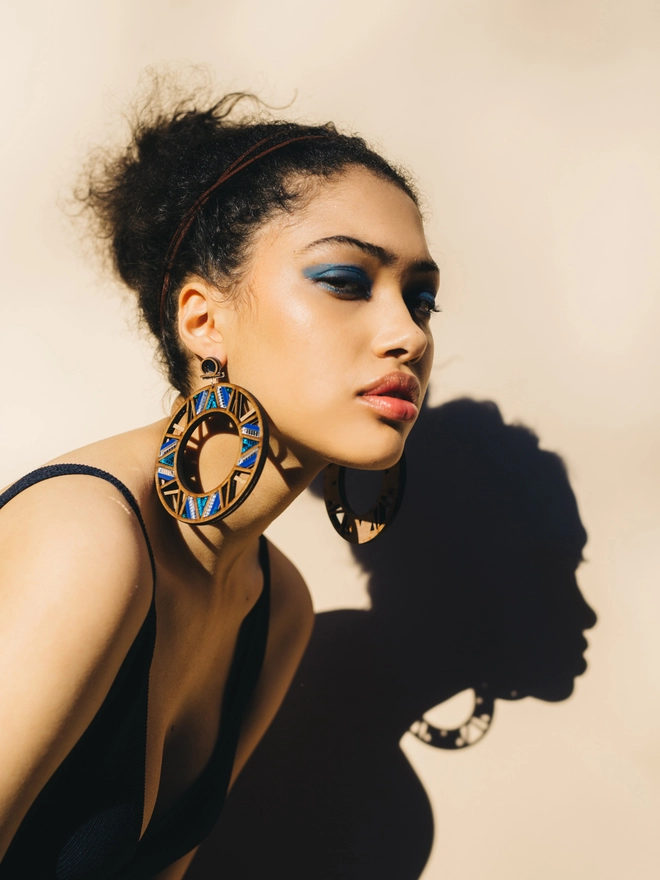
[229,540,313,784]
[0,475,153,858]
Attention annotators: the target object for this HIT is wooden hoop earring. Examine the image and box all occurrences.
[323,455,406,544]
[155,357,269,524]
[409,685,495,750]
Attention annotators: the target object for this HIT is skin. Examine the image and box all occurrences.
[0,167,438,878]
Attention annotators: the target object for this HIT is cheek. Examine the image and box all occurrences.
[421,332,435,385]
[224,271,428,465]
[231,280,356,413]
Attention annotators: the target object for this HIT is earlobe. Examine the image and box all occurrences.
[177,279,227,364]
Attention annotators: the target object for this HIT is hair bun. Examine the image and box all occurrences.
[78,82,417,395]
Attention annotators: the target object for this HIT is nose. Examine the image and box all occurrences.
[581,596,597,630]
[371,293,430,366]
[572,577,597,630]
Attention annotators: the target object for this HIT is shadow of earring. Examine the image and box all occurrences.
[409,685,495,750]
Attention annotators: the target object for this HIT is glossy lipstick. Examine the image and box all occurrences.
[359,372,421,422]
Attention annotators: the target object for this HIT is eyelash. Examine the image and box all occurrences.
[310,269,440,319]
[408,291,441,318]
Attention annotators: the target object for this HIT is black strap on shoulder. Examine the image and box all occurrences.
[0,464,156,585]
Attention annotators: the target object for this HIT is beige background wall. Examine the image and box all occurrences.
[1,1,658,876]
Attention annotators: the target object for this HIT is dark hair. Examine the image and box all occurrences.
[79,90,418,395]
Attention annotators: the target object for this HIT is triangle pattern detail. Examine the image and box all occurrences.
[218,386,231,408]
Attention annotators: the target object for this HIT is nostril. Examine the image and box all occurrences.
[385,348,410,360]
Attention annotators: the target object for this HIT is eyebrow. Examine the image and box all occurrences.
[301,235,439,275]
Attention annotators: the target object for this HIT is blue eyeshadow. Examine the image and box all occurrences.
[303,263,371,283]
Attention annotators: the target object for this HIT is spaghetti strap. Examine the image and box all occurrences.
[0,463,156,585]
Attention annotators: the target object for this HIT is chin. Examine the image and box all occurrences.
[293,409,412,471]
[532,680,577,703]
[340,442,405,471]
[507,674,580,703]
[344,421,410,470]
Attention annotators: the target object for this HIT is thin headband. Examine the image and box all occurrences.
[158,133,329,333]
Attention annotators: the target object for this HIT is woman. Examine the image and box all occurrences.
[0,90,439,878]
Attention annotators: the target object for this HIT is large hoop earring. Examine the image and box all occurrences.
[323,455,406,544]
[155,357,269,524]
[409,685,495,750]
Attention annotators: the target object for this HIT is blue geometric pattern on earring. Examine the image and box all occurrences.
[238,451,258,469]
[218,386,231,408]
[194,390,209,414]
[160,438,177,456]
[154,357,269,525]
[204,492,221,518]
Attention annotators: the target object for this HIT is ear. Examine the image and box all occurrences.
[177,277,229,365]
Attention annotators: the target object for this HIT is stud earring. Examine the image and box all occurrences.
[409,684,495,750]
[155,357,269,523]
[323,455,406,544]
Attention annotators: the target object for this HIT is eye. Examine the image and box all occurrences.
[303,264,372,298]
[407,289,440,319]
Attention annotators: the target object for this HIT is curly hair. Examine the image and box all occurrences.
[78,86,418,395]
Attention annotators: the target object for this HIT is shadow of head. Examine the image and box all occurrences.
[321,398,597,705]
[186,398,598,880]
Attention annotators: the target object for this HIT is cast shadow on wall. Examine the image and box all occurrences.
[188,398,597,880]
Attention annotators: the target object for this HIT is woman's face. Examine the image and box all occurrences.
[214,167,438,471]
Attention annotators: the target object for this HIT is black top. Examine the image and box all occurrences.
[0,464,271,880]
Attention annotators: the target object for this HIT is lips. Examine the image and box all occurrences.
[359,372,421,422]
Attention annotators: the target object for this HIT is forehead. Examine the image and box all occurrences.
[262,166,430,260]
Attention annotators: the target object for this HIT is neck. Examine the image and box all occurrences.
[154,417,323,585]
[310,611,476,741]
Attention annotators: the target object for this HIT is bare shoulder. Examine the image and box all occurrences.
[0,473,154,682]
[0,472,153,621]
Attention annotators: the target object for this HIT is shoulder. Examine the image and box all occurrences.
[264,538,314,651]
[0,471,154,642]
[0,473,154,852]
